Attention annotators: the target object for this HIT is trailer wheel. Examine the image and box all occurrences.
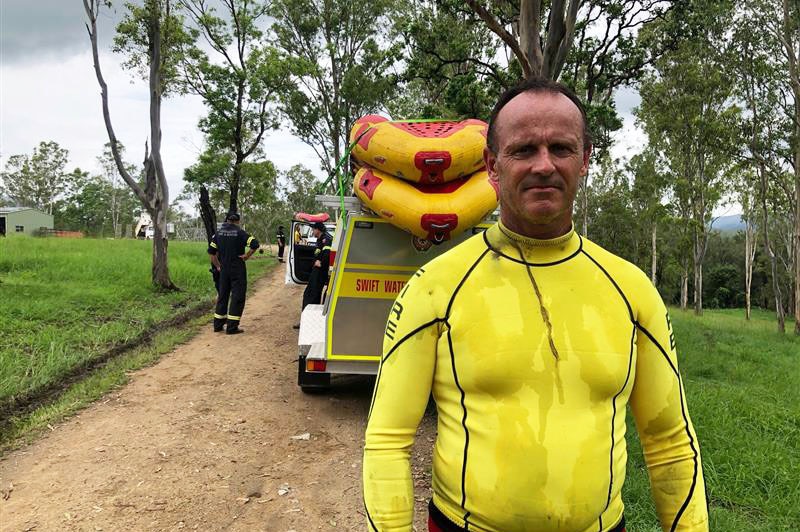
[298,354,330,393]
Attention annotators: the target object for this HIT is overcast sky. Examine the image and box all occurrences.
[2,1,732,217]
[0,0,322,211]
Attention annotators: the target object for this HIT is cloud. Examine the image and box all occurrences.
[0,0,126,64]
[0,48,323,213]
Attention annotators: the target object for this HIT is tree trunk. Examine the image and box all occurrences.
[759,162,786,332]
[745,219,756,320]
[199,185,217,243]
[680,261,689,310]
[794,116,800,334]
[651,222,657,285]
[151,202,176,290]
[581,170,589,236]
[693,232,703,316]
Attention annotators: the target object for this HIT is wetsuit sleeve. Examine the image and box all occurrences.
[631,281,709,531]
[363,269,442,531]
[207,234,218,255]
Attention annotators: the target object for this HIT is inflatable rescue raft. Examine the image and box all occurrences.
[349,115,498,243]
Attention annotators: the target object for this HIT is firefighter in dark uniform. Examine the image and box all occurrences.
[208,212,260,334]
[276,225,287,262]
[302,221,332,310]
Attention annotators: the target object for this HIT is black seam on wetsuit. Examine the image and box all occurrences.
[364,248,489,531]
[367,317,445,422]
[599,325,637,531]
[635,323,700,532]
[580,249,635,323]
[441,248,490,530]
[365,501,379,532]
[482,230,584,266]
[446,324,471,529]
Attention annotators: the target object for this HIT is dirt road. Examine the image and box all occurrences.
[0,267,435,531]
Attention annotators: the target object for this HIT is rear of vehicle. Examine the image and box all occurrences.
[295,197,489,392]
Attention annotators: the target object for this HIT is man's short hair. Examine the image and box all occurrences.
[486,77,592,153]
[312,221,326,231]
[226,212,240,222]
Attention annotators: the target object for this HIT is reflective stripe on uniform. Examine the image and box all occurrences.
[322,246,332,251]
[214,313,227,319]
[314,248,321,255]
[210,242,218,248]
[246,236,254,247]
[227,315,241,321]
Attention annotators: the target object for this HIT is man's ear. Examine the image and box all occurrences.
[580,145,592,176]
[484,147,499,183]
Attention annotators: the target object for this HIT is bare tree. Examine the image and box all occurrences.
[465,0,581,79]
[84,0,177,290]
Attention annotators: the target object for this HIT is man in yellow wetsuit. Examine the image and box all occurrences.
[363,78,709,532]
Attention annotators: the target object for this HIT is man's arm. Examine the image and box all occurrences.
[239,234,260,261]
[631,281,709,531]
[363,269,440,531]
[207,235,221,270]
[314,234,332,268]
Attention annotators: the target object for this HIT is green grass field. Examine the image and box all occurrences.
[623,307,800,531]
[0,235,273,410]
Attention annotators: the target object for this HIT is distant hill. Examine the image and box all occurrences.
[711,214,745,233]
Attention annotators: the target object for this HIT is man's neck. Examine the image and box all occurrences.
[500,214,572,240]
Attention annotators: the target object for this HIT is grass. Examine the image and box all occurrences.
[622,307,800,531]
[0,315,206,453]
[0,235,274,445]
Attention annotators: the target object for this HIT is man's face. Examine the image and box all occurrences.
[485,91,591,237]
[312,227,322,238]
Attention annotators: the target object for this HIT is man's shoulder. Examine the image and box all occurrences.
[416,231,489,279]
[581,237,656,296]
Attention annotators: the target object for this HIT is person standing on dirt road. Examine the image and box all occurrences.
[276,225,287,262]
[208,212,260,335]
[293,221,332,330]
[363,78,709,532]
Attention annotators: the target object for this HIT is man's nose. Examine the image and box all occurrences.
[528,148,556,175]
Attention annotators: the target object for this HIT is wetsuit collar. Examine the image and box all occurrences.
[484,220,582,265]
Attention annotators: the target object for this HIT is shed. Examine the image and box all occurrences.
[0,207,54,237]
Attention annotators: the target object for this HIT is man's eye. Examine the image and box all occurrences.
[552,145,573,155]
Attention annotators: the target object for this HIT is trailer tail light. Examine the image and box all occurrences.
[307,359,327,372]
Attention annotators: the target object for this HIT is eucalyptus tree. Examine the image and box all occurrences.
[84,0,191,289]
[637,0,739,315]
[731,0,797,330]
[775,0,800,332]
[178,0,288,214]
[0,141,70,215]
[270,0,400,178]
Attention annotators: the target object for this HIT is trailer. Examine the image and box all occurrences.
[289,196,492,392]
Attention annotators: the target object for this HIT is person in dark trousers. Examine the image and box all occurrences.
[293,221,332,329]
[276,225,287,262]
[208,212,260,334]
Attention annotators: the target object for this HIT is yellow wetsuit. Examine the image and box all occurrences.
[363,222,708,532]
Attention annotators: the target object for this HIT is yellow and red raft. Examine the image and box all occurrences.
[349,115,498,243]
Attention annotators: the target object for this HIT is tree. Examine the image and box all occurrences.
[637,5,739,315]
[178,0,287,214]
[389,0,512,120]
[775,0,800,333]
[84,0,182,289]
[465,0,581,79]
[0,141,70,214]
[97,142,139,238]
[271,0,400,177]
[731,0,795,330]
